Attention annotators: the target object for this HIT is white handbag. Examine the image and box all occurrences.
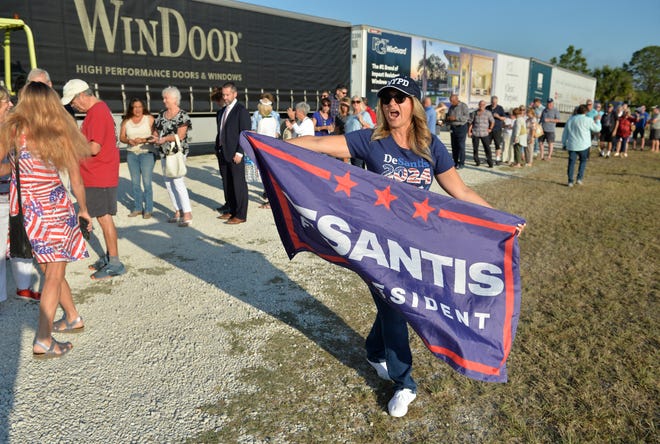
[164,134,187,178]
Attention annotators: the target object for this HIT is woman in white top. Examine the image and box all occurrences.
[345,95,374,133]
[256,98,279,138]
[345,95,374,168]
[285,102,314,137]
[119,98,156,218]
[501,111,515,164]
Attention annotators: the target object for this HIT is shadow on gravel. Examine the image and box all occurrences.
[0,157,376,439]
[115,220,382,393]
[116,162,267,220]
[0,274,40,443]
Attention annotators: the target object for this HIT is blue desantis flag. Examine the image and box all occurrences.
[240,133,525,382]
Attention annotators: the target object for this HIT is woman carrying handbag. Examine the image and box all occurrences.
[153,86,193,227]
[0,82,92,358]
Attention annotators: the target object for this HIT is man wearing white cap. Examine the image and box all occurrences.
[61,79,125,280]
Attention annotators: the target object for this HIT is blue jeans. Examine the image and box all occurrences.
[567,148,589,184]
[126,151,156,213]
[365,285,416,392]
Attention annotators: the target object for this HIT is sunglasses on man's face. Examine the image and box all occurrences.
[381,94,408,105]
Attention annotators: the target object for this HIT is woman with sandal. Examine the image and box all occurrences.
[119,97,156,219]
[0,81,92,358]
[153,86,193,227]
[0,86,42,304]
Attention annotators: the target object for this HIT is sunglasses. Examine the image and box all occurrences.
[351,100,362,104]
[381,94,408,105]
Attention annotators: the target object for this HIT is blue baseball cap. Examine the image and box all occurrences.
[377,75,422,101]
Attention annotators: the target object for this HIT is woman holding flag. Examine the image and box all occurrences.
[289,75,502,417]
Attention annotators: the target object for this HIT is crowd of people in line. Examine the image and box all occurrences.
[2,66,656,417]
[442,96,655,163]
[429,93,658,186]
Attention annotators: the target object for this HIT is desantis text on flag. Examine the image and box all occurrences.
[240,133,525,383]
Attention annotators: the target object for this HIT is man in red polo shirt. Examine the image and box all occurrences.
[62,79,125,280]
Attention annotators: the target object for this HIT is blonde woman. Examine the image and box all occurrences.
[256,98,279,209]
[0,82,92,358]
[525,108,538,166]
[0,86,42,303]
[509,108,526,168]
[288,75,495,418]
[256,98,279,138]
[345,95,374,168]
[344,95,374,133]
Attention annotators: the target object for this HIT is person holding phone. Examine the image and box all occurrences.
[119,97,156,219]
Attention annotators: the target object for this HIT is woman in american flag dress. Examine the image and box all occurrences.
[0,82,92,358]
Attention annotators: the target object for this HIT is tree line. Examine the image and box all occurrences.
[550,45,659,107]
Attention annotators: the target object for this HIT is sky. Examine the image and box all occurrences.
[240,0,658,69]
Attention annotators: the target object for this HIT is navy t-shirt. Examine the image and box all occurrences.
[486,104,505,130]
[345,129,454,191]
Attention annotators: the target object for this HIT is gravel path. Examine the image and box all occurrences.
[0,134,531,443]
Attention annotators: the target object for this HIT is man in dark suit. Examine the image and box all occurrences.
[215,82,251,224]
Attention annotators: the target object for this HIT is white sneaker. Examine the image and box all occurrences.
[388,388,417,417]
[367,359,391,381]
[577,179,583,185]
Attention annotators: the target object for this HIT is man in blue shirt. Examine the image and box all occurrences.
[423,96,437,135]
[632,105,649,150]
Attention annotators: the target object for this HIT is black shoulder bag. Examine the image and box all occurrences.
[9,148,33,259]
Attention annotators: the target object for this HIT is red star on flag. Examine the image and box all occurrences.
[374,185,398,210]
[334,171,357,197]
[412,198,436,222]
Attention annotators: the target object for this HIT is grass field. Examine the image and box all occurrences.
[193,147,658,443]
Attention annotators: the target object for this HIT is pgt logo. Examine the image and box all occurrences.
[372,37,388,55]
